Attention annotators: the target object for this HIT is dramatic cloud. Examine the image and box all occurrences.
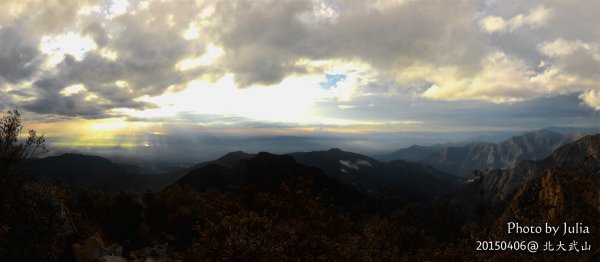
[0,27,41,84]
[0,0,94,33]
[538,39,600,79]
[580,90,600,111]
[1,0,600,140]
[423,0,600,107]
[211,0,484,86]
[479,6,552,34]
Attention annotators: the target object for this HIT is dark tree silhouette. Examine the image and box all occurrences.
[0,109,68,261]
[0,109,47,184]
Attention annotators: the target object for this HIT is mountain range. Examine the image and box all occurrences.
[141,151,257,192]
[14,129,600,261]
[176,152,371,211]
[437,134,600,241]
[466,133,600,205]
[289,148,461,203]
[29,148,462,206]
[27,151,258,193]
[26,131,600,216]
[379,129,586,177]
[27,153,154,192]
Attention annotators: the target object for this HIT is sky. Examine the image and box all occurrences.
[2,0,600,163]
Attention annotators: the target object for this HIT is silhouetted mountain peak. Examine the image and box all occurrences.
[504,129,563,146]
[376,144,447,162]
[328,148,343,153]
[214,151,255,167]
[27,153,154,192]
[323,148,377,162]
[179,152,320,191]
[176,152,371,210]
[529,128,558,136]
[218,151,252,159]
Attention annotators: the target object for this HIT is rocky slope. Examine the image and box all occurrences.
[422,129,580,177]
[440,134,600,240]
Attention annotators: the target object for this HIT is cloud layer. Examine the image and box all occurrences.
[1,0,600,126]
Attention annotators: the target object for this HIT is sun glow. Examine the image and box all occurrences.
[176,44,224,71]
[39,32,97,66]
[122,74,325,124]
[124,59,382,127]
[28,118,156,148]
[60,84,86,96]
[89,120,130,131]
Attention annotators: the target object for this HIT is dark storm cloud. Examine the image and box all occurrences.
[21,1,210,118]
[23,77,113,118]
[23,74,155,118]
[24,93,115,119]
[0,27,41,83]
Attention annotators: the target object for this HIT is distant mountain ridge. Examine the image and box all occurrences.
[472,133,600,204]
[28,152,257,193]
[289,148,461,203]
[381,129,585,177]
[442,134,600,230]
[28,153,154,192]
[377,144,446,162]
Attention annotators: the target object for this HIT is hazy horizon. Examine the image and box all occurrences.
[40,126,599,172]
